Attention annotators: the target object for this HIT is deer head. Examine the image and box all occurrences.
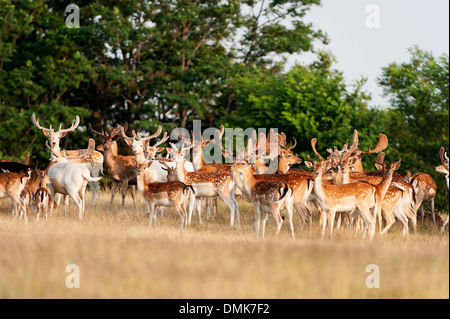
[32,114,80,152]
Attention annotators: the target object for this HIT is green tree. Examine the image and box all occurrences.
[221,52,374,162]
[378,46,449,209]
[0,0,326,166]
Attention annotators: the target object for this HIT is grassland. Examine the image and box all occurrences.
[0,189,448,299]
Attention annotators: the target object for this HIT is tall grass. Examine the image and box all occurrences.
[0,190,448,299]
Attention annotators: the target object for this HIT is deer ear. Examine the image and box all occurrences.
[59,131,68,138]
[374,163,383,171]
[129,159,136,167]
[167,148,173,154]
[43,131,50,137]
[156,147,164,153]
[393,162,401,171]
[112,135,120,142]
[305,161,313,169]
[124,139,133,146]
[97,145,104,151]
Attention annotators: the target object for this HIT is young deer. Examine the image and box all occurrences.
[32,114,104,206]
[34,187,52,221]
[132,159,195,228]
[0,169,32,224]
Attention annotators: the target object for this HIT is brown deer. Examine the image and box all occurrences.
[1,169,32,224]
[88,124,137,209]
[435,147,449,233]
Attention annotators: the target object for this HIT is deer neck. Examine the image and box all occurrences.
[192,145,204,171]
[341,168,350,185]
[239,168,257,195]
[253,158,267,174]
[378,171,393,198]
[277,157,289,174]
[175,159,188,183]
[136,170,146,194]
[352,158,366,174]
[312,169,328,203]
[134,150,147,165]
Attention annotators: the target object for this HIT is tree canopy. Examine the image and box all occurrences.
[0,1,448,207]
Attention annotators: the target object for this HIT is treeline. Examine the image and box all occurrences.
[0,1,448,208]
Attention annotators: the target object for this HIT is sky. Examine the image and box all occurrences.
[290,0,450,108]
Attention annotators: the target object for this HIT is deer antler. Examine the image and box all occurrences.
[86,138,96,156]
[285,137,297,152]
[311,138,324,161]
[153,132,169,148]
[58,116,80,135]
[31,114,51,133]
[375,152,386,166]
[88,123,105,136]
[362,133,388,154]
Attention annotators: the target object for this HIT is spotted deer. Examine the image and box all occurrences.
[0,169,32,224]
[231,160,294,238]
[31,114,103,206]
[170,143,239,227]
[305,138,378,239]
[131,159,195,228]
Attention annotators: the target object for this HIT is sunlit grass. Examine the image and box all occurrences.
[0,190,448,299]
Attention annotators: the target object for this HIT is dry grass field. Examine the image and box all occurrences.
[0,189,448,299]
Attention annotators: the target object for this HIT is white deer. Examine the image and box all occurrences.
[46,139,102,219]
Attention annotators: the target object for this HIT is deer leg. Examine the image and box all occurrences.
[121,180,129,210]
[109,180,118,207]
[380,209,395,236]
[230,185,240,226]
[441,215,449,233]
[68,191,83,220]
[130,185,136,208]
[254,205,261,237]
[218,192,236,227]
[196,198,202,224]
[431,199,435,224]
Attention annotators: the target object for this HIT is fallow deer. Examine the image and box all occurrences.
[435,147,449,233]
[0,169,32,224]
[31,114,104,206]
[170,143,239,227]
[231,160,294,238]
[305,138,378,239]
[88,124,138,209]
[46,139,102,219]
[131,159,195,228]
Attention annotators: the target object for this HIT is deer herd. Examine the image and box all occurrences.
[0,114,448,239]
